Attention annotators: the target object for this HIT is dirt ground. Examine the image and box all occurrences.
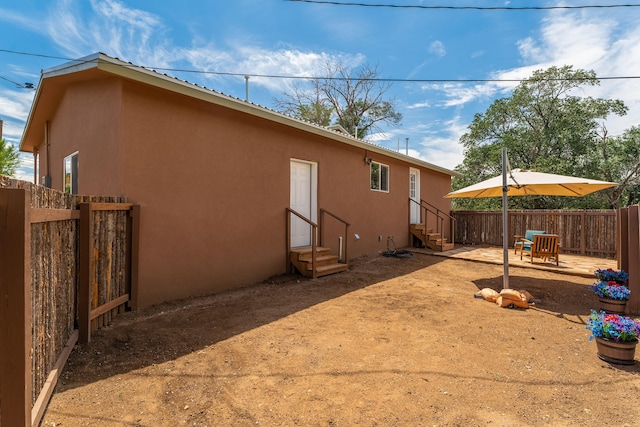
[41,253,640,427]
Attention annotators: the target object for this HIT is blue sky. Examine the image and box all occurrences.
[2,0,640,182]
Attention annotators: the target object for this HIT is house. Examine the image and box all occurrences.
[20,53,460,308]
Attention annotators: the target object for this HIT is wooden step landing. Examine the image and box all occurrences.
[409,224,454,252]
[290,246,348,278]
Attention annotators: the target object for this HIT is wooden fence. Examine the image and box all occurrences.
[618,205,640,315]
[452,209,617,258]
[0,177,139,427]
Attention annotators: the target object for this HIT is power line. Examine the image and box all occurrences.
[2,48,640,84]
[286,0,640,10]
[130,65,640,83]
[0,74,35,89]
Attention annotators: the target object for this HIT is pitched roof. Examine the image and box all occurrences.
[20,52,461,177]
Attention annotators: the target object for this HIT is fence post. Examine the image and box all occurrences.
[580,211,586,255]
[618,208,628,271]
[128,205,141,310]
[78,203,94,344]
[0,188,32,427]
[625,206,639,315]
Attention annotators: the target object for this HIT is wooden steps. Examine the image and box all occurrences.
[409,224,454,252]
[290,246,349,278]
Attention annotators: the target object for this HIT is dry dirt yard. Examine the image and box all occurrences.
[41,253,640,427]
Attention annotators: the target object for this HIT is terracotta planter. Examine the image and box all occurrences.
[595,337,637,365]
[598,298,627,315]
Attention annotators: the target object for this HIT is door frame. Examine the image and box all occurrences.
[409,167,421,224]
[290,159,318,246]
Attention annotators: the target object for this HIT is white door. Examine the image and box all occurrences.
[290,160,316,247]
[410,168,421,224]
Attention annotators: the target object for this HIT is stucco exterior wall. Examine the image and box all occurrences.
[35,75,453,307]
[40,78,123,194]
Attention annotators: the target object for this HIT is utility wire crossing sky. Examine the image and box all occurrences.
[1,1,640,181]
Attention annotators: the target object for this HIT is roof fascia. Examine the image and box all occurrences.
[18,74,44,152]
[42,52,102,78]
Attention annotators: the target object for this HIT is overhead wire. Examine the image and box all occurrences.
[0,74,35,89]
[285,1,640,11]
[1,48,640,85]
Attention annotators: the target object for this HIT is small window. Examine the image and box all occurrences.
[64,152,79,194]
[370,161,389,192]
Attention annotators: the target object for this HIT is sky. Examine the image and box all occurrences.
[2,0,640,182]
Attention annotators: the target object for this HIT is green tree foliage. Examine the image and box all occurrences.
[0,138,20,177]
[588,126,640,207]
[453,65,635,210]
[276,79,333,126]
[275,62,402,138]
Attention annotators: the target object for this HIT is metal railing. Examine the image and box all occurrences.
[320,208,350,265]
[286,208,318,278]
[286,207,350,278]
[409,198,456,240]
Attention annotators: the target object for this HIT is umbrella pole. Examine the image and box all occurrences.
[502,147,510,289]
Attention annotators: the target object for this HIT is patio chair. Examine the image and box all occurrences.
[514,230,546,255]
[521,234,560,265]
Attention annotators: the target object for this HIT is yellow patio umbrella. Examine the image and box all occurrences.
[445,169,618,198]
[445,148,618,289]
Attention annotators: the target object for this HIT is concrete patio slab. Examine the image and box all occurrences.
[409,245,617,279]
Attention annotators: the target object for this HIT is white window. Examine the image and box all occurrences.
[370,161,389,192]
[64,152,79,194]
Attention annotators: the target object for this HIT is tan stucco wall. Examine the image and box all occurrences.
[37,76,453,307]
[40,78,123,194]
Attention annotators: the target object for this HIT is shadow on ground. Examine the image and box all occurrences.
[60,253,444,391]
[472,272,602,320]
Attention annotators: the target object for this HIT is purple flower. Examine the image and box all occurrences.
[586,310,640,342]
[594,268,629,284]
[589,280,630,301]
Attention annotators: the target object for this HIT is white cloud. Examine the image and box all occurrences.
[498,10,640,135]
[15,153,34,183]
[429,40,446,58]
[0,7,43,32]
[5,0,366,177]
[368,115,467,170]
[424,82,499,108]
[516,37,545,63]
[1,90,37,180]
[412,116,468,170]
[0,88,36,124]
[46,0,88,57]
[407,101,430,109]
[36,0,361,96]
[233,47,363,92]
[418,7,640,170]
[43,0,174,67]
[178,43,364,94]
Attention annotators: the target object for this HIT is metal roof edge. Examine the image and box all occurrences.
[18,74,44,152]
[42,52,103,78]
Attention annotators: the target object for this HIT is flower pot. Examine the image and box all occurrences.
[598,297,627,314]
[595,337,637,365]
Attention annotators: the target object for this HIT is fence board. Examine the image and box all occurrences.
[0,189,32,427]
[453,210,616,258]
[0,177,139,427]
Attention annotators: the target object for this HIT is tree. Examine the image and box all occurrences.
[453,65,631,210]
[275,80,333,126]
[0,138,20,177]
[587,126,640,207]
[275,62,402,138]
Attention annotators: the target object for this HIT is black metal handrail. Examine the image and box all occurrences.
[424,198,456,240]
[409,198,456,242]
